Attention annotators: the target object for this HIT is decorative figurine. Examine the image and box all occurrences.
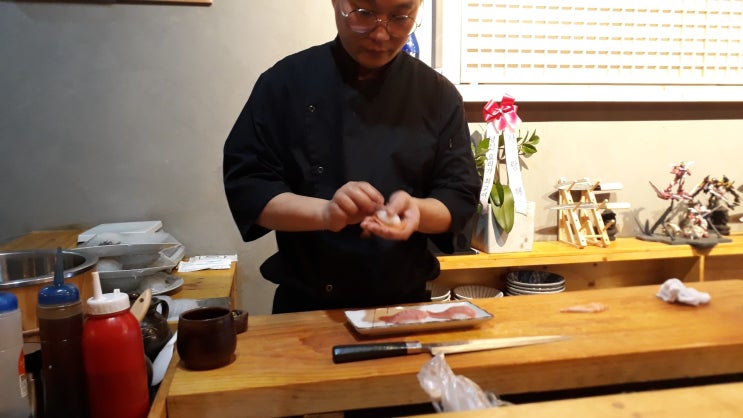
[638,163,731,248]
[691,175,741,235]
[674,201,710,239]
[649,161,694,201]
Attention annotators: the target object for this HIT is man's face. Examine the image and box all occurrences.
[332,0,420,73]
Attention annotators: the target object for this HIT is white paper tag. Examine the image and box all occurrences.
[478,124,500,210]
[503,131,527,215]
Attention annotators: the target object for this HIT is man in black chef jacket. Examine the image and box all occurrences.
[223,0,480,313]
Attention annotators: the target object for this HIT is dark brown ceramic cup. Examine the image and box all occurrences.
[177,307,237,370]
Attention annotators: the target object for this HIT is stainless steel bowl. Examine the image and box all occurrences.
[0,249,97,289]
[0,249,98,331]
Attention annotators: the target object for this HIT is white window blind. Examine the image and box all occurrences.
[437,0,743,101]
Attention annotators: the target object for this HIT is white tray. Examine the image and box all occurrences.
[96,244,185,279]
[76,232,181,258]
[345,300,493,336]
[77,221,162,243]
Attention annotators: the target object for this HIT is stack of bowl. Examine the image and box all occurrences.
[453,284,504,300]
[426,281,451,302]
[506,270,565,296]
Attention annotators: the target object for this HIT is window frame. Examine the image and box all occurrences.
[432,0,743,103]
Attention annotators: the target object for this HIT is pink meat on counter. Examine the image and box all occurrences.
[378,309,429,324]
[428,305,477,320]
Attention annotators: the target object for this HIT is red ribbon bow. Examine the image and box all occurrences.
[482,95,522,134]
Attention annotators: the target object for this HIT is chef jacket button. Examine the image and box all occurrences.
[308,105,316,112]
[324,284,334,293]
[314,166,324,175]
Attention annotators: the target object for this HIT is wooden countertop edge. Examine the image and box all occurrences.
[410,380,743,417]
[148,344,181,417]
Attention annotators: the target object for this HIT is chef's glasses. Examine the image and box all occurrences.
[340,3,420,38]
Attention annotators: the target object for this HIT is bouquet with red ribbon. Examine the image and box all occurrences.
[472,95,540,233]
[482,94,522,134]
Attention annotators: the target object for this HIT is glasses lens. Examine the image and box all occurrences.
[347,9,378,33]
[345,9,417,37]
[387,16,416,37]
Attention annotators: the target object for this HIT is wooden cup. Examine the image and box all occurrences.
[176,307,237,371]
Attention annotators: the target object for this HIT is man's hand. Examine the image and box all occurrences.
[323,181,385,232]
[360,191,420,240]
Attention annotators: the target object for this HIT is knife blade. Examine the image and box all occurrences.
[332,335,567,363]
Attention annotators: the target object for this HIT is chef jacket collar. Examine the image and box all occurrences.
[330,36,402,89]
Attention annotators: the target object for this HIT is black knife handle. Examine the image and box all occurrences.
[332,342,415,363]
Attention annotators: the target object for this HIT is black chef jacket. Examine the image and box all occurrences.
[224,37,480,312]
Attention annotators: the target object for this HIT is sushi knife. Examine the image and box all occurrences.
[332,335,568,363]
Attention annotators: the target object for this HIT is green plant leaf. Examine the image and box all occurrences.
[478,137,490,154]
[490,183,515,232]
[490,181,503,205]
[527,132,540,145]
[521,143,537,155]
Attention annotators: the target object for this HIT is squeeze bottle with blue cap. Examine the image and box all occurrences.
[37,247,88,418]
[83,272,149,418]
[0,292,31,418]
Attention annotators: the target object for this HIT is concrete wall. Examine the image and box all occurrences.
[2,0,742,315]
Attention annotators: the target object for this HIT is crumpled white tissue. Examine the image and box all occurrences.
[656,278,711,306]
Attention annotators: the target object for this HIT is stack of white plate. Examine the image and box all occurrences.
[426,282,451,302]
[506,270,565,296]
[453,285,504,300]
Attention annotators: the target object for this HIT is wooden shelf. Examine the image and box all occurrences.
[438,237,701,270]
[698,234,743,257]
[435,235,743,290]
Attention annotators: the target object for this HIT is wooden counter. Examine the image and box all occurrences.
[412,381,743,417]
[0,229,82,251]
[165,280,743,417]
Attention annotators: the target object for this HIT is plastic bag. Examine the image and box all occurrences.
[417,353,509,412]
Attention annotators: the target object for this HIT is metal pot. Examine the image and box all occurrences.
[0,249,98,331]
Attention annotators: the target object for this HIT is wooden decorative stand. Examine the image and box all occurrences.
[553,178,629,248]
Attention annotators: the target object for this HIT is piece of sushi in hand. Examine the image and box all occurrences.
[375,209,402,227]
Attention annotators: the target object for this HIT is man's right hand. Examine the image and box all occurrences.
[324,181,385,231]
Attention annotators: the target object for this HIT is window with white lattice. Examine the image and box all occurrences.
[434,0,743,101]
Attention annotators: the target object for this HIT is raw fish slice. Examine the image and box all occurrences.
[428,305,477,320]
[378,309,429,324]
[559,302,607,313]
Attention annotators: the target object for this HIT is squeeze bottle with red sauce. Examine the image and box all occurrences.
[82,272,149,418]
[37,247,87,418]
